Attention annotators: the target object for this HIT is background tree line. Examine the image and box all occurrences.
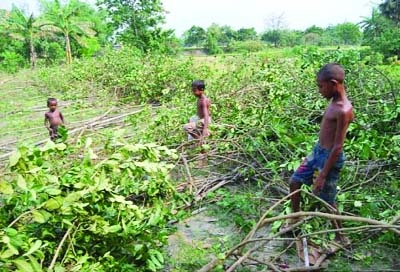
[0,0,399,73]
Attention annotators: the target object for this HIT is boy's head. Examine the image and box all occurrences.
[191,80,205,97]
[47,98,57,111]
[317,63,345,99]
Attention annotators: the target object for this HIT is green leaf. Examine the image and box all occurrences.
[41,140,56,152]
[354,200,362,207]
[27,255,43,272]
[0,181,14,195]
[16,175,28,191]
[44,197,62,210]
[108,225,121,233]
[46,175,58,183]
[55,142,67,151]
[45,188,62,196]
[9,150,21,167]
[5,228,18,237]
[217,253,225,260]
[32,210,51,223]
[13,259,33,272]
[23,240,42,256]
[54,265,65,272]
[0,248,18,259]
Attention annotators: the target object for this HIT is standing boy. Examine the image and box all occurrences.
[183,80,211,142]
[288,63,354,243]
[44,98,65,141]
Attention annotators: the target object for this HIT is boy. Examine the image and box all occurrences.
[183,80,211,142]
[44,98,65,141]
[287,63,354,243]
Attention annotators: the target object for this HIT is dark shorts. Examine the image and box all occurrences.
[50,126,59,140]
[290,143,345,205]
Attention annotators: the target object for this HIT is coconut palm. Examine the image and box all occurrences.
[40,0,96,64]
[6,5,43,68]
[379,0,400,24]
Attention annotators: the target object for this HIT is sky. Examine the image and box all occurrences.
[0,0,378,36]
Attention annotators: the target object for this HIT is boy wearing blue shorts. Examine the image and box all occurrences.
[289,63,354,243]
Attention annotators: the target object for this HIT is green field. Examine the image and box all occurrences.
[0,47,399,271]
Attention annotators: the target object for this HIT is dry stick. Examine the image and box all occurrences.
[272,240,296,263]
[244,189,301,244]
[198,217,304,272]
[284,265,327,272]
[224,219,308,272]
[260,212,400,235]
[7,210,31,228]
[61,222,81,264]
[48,223,75,271]
[181,154,195,194]
[225,244,266,272]
[200,189,399,272]
[343,171,381,192]
[298,224,400,239]
[246,256,282,272]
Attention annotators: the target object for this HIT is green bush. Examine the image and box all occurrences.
[0,51,26,73]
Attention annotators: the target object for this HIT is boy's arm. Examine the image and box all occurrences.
[60,111,65,124]
[44,113,51,131]
[201,100,210,137]
[314,110,350,193]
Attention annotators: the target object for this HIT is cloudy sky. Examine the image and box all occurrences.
[1,0,378,36]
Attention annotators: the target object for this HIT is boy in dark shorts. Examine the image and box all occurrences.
[44,98,65,141]
[287,63,354,243]
[183,80,211,142]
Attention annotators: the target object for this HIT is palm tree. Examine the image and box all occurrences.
[359,9,390,42]
[6,5,43,68]
[379,0,400,24]
[40,0,96,64]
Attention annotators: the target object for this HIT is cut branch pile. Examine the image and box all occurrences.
[197,189,400,272]
[0,107,144,162]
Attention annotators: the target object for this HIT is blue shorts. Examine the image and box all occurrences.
[290,143,345,205]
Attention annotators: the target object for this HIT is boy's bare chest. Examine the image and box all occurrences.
[47,111,60,119]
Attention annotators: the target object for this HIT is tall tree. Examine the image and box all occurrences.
[379,0,400,24]
[97,0,167,51]
[333,22,362,45]
[40,0,96,64]
[182,25,207,47]
[6,5,43,68]
[361,8,400,58]
[236,28,257,41]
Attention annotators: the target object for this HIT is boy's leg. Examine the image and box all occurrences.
[183,122,201,140]
[290,179,301,213]
[183,116,201,140]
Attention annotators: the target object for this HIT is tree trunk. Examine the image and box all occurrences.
[65,34,72,64]
[29,39,36,69]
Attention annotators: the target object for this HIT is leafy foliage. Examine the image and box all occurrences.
[0,133,180,271]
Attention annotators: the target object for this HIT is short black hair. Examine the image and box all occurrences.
[47,97,57,106]
[192,80,205,91]
[317,63,345,83]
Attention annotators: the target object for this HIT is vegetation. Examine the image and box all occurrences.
[0,0,399,271]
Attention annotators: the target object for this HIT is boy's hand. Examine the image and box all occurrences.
[313,175,325,194]
[202,128,210,137]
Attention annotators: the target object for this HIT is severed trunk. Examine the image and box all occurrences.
[29,40,36,69]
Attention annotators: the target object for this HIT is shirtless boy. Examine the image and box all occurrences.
[183,80,211,141]
[44,98,65,141]
[288,63,354,242]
